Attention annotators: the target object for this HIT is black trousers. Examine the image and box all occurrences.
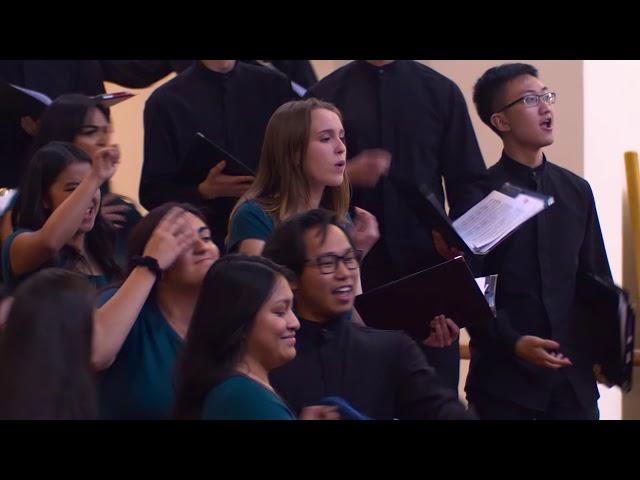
[468,378,599,420]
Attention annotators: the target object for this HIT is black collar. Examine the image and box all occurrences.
[194,60,239,83]
[356,60,402,77]
[295,313,351,344]
[499,150,547,181]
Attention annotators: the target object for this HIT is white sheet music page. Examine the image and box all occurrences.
[452,190,546,254]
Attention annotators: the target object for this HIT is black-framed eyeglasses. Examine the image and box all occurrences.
[496,91,556,113]
[305,249,363,274]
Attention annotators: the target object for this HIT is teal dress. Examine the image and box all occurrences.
[227,201,275,253]
[96,288,183,419]
[1,228,108,288]
[227,200,353,253]
[202,374,296,420]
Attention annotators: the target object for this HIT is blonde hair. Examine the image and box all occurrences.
[228,98,350,243]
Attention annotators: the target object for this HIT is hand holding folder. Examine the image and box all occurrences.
[198,161,254,200]
[187,132,256,178]
[574,272,635,392]
[354,256,494,340]
[186,133,256,200]
[392,177,554,256]
[423,314,460,347]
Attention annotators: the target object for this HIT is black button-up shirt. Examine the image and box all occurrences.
[140,61,295,247]
[466,152,612,412]
[270,315,474,420]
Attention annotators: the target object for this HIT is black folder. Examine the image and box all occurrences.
[0,81,51,123]
[574,272,635,392]
[185,132,256,180]
[92,91,135,108]
[354,256,494,340]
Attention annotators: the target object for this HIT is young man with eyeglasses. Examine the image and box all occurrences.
[262,208,474,419]
[465,63,612,419]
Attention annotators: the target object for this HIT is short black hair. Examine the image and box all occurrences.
[473,63,539,136]
[262,208,355,277]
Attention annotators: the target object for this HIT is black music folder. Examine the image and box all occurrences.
[575,272,635,392]
[186,132,256,179]
[92,91,135,108]
[354,256,494,340]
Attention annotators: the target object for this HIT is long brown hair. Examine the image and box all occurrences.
[0,268,98,419]
[228,98,350,240]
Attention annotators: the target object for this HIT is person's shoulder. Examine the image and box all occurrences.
[236,62,291,93]
[235,199,266,215]
[3,227,34,250]
[6,227,32,239]
[407,61,459,88]
[206,376,276,407]
[96,285,156,321]
[145,66,195,105]
[239,62,288,81]
[546,160,592,193]
[216,375,263,392]
[203,375,292,420]
[487,159,507,176]
[96,286,119,307]
[233,200,271,223]
[349,322,415,351]
[307,61,356,95]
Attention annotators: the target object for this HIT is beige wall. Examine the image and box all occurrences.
[105,74,176,208]
[582,61,640,419]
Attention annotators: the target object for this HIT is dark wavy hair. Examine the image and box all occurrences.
[174,254,294,419]
[15,141,121,281]
[0,268,98,419]
[30,93,111,157]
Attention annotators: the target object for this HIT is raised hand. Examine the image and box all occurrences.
[351,206,380,255]
[346,149,391,187]
[91,144,121,183]
[142,207,199,270]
